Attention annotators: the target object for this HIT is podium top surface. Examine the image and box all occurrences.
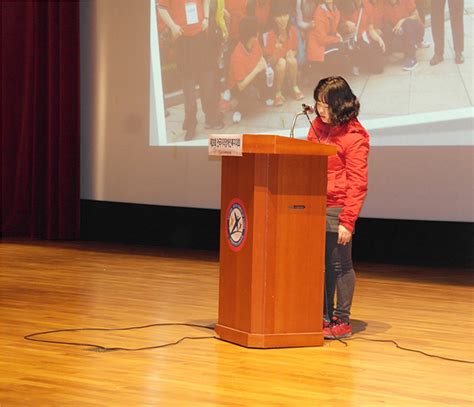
[242,134,336,156]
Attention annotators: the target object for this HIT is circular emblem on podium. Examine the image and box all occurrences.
[226,198,248,252]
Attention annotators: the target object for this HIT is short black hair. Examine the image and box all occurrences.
[239,16,259,44]
[313,76,360,125]
[270,0,292,18]
[269,0,292,35]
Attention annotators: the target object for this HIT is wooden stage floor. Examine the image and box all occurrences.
[1,240,473,406]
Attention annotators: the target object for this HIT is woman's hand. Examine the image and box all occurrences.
[201,17,209,32]
[223,9,230,20]
[345,21,356,33]
[393,19,405,35]
[337,224,352,245]
[377,36,386,53]
[170,23,184,39]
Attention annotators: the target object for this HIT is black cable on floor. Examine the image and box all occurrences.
[24,322,216,352]
[24,322,474,363]
[343,337,474,364]
[322,279,472,364]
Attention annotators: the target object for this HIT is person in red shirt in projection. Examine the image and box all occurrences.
[382,0,424,71]
[340,0,386,74]
[158,0,223,140]
[225,0,248,44]
[227,16,270,123]
[247,0,272,33]
[264,1,303,106]
[295,0,319,68]
[306,0,349,79]
[367,0,384,32]
[307,76,370,339]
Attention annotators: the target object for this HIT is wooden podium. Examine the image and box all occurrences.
[214,134,336,348]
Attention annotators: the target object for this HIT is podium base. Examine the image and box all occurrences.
[215,324,324,348]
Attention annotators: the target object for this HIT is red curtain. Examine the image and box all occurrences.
[1,1,80,239]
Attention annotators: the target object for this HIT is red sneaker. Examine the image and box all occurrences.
[323,317,352,339]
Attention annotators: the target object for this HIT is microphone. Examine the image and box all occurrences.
[302,103,314,114]
[289,103,320,143]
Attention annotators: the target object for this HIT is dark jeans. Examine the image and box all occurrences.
[309,47,351,82]
[231,71,269,113]
[175,32,216,131]
[324,231,356,323]
[431,0,464,56]
[384,18,424,59]
[350,41,385,74]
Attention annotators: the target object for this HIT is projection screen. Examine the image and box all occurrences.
[80,0,474,222]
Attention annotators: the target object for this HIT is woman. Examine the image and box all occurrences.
[226,0,248,44]
[306,0,348,78]
[158,0,221,139]
[295,0,319,66]
[247,0,272,34]
[340,0,385,74]
[307,76,369,339]
[227,16,268,122]
[383,0,424,71]
[264,2,303,106]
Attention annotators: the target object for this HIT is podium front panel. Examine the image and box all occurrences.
[216,149,328,348]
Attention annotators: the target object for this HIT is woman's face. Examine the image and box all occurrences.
[275,14,289,31]
[316,99,331,124]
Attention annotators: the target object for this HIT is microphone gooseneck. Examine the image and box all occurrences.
[302,104,321,143]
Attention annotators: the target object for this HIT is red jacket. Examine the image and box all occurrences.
[307,117,370,232]
[264,26,298,62]
[342,3,374,42]
[383,0,418,28]
[306,4,341,62]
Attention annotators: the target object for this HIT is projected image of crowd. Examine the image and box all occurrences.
[156,0,468,143]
